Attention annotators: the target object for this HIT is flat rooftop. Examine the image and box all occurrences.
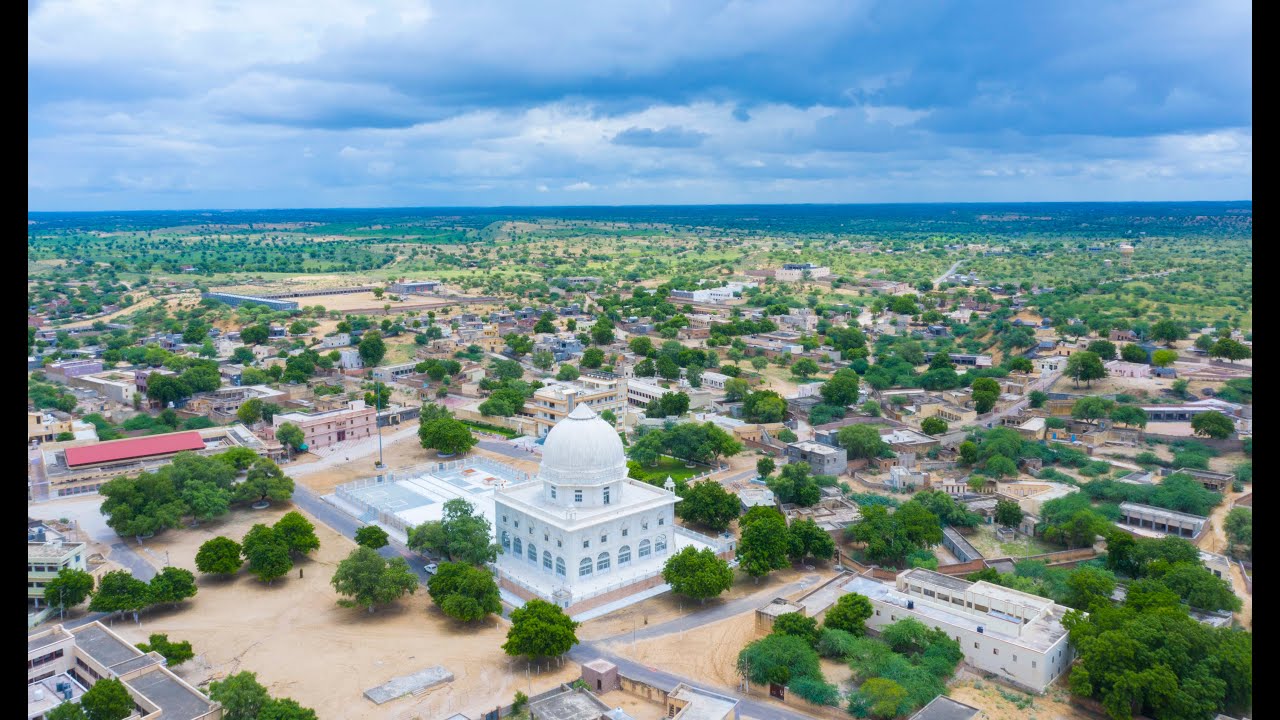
[909,695,982,720]
[902,567,973,593]
[125,670,215,720]
[28,541,85,560]
[669,683,738,720]
[63,431,205,467]
[789,441,841,455]
[28,627,72,654]
[1119,502,1208,523]
[72,623,147,668]
[529,688,612,720]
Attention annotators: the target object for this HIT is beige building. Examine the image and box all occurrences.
[272,399,376,449]
[519,376,627,438]
[27,622,221,720]
[28,524,87,606]
[776,263,831,282]
[28,413,96,445]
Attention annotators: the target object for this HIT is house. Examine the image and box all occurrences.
[1110,329,1139,342]
[1116,502,1207,539]
[1105,360,1150,379]
[272,400,377,450]
[775,263,830,281]
[785,441,847,475]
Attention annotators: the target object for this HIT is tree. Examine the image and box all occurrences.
[89,570,151,615]
[331,546,418,612]
[235,458,294,504]
[209,671,272,720]
[768,461,821,506]
[259,698,319,720]
[427,562,501,621]
[575,347,603,368]
[787,517,836,562]
[533,311,557,333]
[149,566,198,605]
[756,457,775,478]
[1066,351,1106,388]
[503,598,581,659]
[737,509,791,580]
[791,357,820,379]
[79,677,134,720]
[196,536,243,575]
[1209,337,1252,362]
[677,480,741,531]
[1150,319,1188,346]
[845,503,942,566]
[275,422,305,456]
[1224,507,1252,560]
[1109,405,1148,428]
[231,346,256,365]
[971,376,1001,414]
[419,416,478,456]
[556,364,580,381]
[44,567,95,613]
[629,336,654,356]
[146,373,191,406]
[1120,342,1148,363]
[1151,349,1178,367]
[920,416,948,435]
[772,612,821,646]
[358,330,387,366]
[1006,356,1034,373]
[531,349,555,370]
[663,546,735,604]
[819,368,860,407]
[1028,390,1048,408]
[407,498,498,565]
[1170,378,1191,398]
[242,525,292,584]
[47,702,86,720]
[958,440,978,465]
[1086,340,1118,360]
[736,633,822,688]
[590,317,615,345]
[743,390,786,423]
[1072,396,1115,424]
[135,633,195,666]
[1062,565,1117,611]
[723,377,751,402]
[1159,563,1241,612]
[236,397,264,424]
[355,525,390,549]
[274,511,320,557]
[856,678,909,720]
[646,391,690,419]
[240,324,269,345]
[985,454,1017,478]
[836,424,888,460]
[995,499,1024,528]
[1191,411,1234,439]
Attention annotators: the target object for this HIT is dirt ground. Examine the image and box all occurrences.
[949,676,1091,720]
[601,612,756,692]
[106,505,578,720]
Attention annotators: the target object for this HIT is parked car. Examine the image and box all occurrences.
[424,563,438,575]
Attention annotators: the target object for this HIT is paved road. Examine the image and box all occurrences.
[477,438,541,461]
[290,484,435,585]
[933,258,966,287]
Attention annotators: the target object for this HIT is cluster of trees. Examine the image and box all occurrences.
[1104,533,1242,613]
[79,566,198,620]
[644,391,690,419]
[144,358,225,405]
[675,480,741,531]
[1082,473,1222,517]
[407,498,499,566]
[807,368,861,425]
[414,357,463,381]
[1070,396,1149,428]
[967,560,1117,612]
[844,499,943,567]
[331,546,418,613]
[478,358,538,417]
[209,671,319,720]
[195,511,320,584]
[835,424,891,461]
[100,451,293,537]
[766,461,838,507]
[734,505,836,581]
[629,422,742,467]
[417,403,478,456]
[742,390,787,423]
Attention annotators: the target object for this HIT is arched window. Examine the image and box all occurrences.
[556,557,566,576]
[579,558,593,576]
[597,552,610,572]
[617,545,631,565]
[528,543,537,563]
[500,531,510,550]
[654,535,667,553]
[638,539,651,558]
[543,551,553,571]
[513,538,523,556]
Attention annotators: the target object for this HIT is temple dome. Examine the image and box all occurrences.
[538,403,627,485]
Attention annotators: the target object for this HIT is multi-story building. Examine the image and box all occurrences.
[830,569,1077,693]
[27,621,222,720]
[519,377,627,438]
[43,359,104,381]
[27,413,96,445]
[668,281,756,304]
[625,379,670,409]
[699,371,730,391]
[776,263,831,282]
[272,400,376,450]
[28,523,87,606]
[784,441,847,475]
[183,385,287,424]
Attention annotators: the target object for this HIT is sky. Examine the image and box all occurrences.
[28,0,1252,210]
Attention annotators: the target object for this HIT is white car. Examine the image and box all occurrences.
[424,563,438,575]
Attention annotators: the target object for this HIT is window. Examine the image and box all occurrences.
[658,516,665,526]
[1032,661,1037,668]
[579,558,593,576]
[639,539,651,558]
[654,535,667,553]
[550,487,557,500]
[501,531,511,549]
[618,546,631,565]
[556,557,566,576]
[514,519,519,528]
[544,552,553,571]
[875,609,880,616]
[974,643,979,649]
[1013,654,1017,663]
[597,552,610,572]
[642,521,649,530]
[603,488,610,505]
[528,544,537,562]
[993,649,998,655]
[601,534,608,544]
[575,490,583,503]
[544,533,549,542]
[513,538,522,556]
[583,540,590,549]
[622,528,629,537]
[891,615,896,621]
[557,539,562,548]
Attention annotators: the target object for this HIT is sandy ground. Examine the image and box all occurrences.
[1196,484,1252,629]
[949,676,1090,720]
[601,612,756,692]
[60,296,167,329]
[107,505,578,720]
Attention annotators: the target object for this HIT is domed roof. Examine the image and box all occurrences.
[538,404,627,485]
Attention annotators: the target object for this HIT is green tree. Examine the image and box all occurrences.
[196,536,244,576]
[590,317,616,345]
[242,524,293,584]
[772,612,821,646]
[355,525,390,549]
[677,480,741,531]
[995,498,1024,528]
[44,567,95,613]
[419,416,478,456]
[1150,319,1188,346]
[88,570,152,615]
[1224,507,1252,559]
[819,368,860,407]
[920,416,948,435]
[135,633,195,666]
[791,357,820,379]
[581,347,605,368]
[47,702,87,720]
[824,591,874,635]
[235,458,294,504]
[837,424,888,460]
[79,677,134,720]
[971,376,1001,414]
[427,561,501,621]
[1086,340,1118,360]
[743,390,786,423]
[767,461,821,506]
[1150,349,1178,367]
[1028,390,1048,408]
[259,698,319,720]
[1209,337,1252,362]
[149,566,198,605]
[275,422,306,457]
[146,373,191,406]
[209,671,272,720]
[236,398,264,424]
[756,457,775,478]
[274,511,321,557]
[1066,351,1107,388]
[407,498,498,565]
[358,330,387,366]
[1072,396,1115,424]
[1120,343,1149,363]
[958,440,979,465]
[555,364,580,381]
[331,546,418,612]
[231,346,256,365]
[533,312,557,333]
[503,598,581,659]
[662,546,735,604]
[723,377,751,402]
[787,517,836,562]
[737,509,791,580]
[240,324,269,345]
[736,633,822,687]
[1062,565,1117,611]
[856,678,909,720]
[531,349,555,370]
[1191,411,1234,439]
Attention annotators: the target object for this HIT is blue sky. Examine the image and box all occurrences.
[28,1,1251,210]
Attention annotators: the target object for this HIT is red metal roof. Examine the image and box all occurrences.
[64,431,206,467]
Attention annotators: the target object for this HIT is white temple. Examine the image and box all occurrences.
[493,403,721,615]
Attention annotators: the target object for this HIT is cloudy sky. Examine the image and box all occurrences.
[28,0,1252,210]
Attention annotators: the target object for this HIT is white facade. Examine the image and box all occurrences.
[494,405,685,606]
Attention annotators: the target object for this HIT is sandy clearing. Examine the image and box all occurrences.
[107,505,578,720]
[949,676,1090,720]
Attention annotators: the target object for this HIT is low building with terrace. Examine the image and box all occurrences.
[1116,502,1208,539]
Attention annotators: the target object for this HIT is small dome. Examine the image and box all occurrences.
[539,404,627,485]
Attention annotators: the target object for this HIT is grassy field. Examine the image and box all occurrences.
[964,524,1060,558]
[628,455,711,483]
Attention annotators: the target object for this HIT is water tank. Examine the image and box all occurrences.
[64,688,73,700]
[37,529,47,542]
[33,688,45,701]
[977,626,984,634]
